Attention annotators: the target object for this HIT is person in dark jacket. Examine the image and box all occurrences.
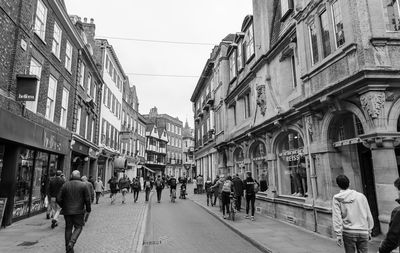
[108,175,118,204]
[131,177,141,203]
[379,177,400,253]
[81,176,94,223]
[212,175,220,206]
[119,174,131,204]
[154,175,165,203]
[57,170,91,253]
[144,177,152,202]
[232,174,244,211]
[205,177,213,206]
[48,170,65,228]
[243,171,258,221]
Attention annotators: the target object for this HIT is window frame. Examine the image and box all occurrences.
[26,58,42,113]
[45,75,57,121]
[319,10,332,58]
[76,105,82,134]
[34,0,47,41]
[331,0,346,49]
[79,61,85,87]
[60,87,69,128]
[308,21,319,65]
[87,74,92,97]
[229,50,237,81]
[51,22,62,59]
[65,41,72,72]
[245,24,255,62]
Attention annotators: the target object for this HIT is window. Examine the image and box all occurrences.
[331,0,345,48]
[309,21,319,65]
[52,22,62,58]
[65,41,72,71]
[245,24,255,61]
[244,94,251,118]
[93,84,97,103]
[237,41,244,70]
[113,69,117,83]
[105,55,109,71]
[108,62,113,77]
[107,90,111,108]
[76,106,82,134]
[87,74,92,96]
[112,96,115,113]
[281,0,294,19]
[26,58,42,113]
[233,105,237,125]
[101,119,106,144]
[103,85,107,104]
[45,75,57,121]
[79,61,85,87]
[229,51,237,80]
[34,0,47,41]
[320,10,331,57]
[60,88,69,128]
[385,0,400,31]
[291,55,297,88]
[85,113,89,139]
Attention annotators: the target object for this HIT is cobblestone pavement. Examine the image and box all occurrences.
[142,187,264,253]
[0,191,151,253]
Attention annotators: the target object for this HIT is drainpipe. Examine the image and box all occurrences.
[305,116,318,233]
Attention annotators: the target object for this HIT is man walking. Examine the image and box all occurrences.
[332,175,373,253]
[197,175,204,194]
[232,174,244,212]
[47,170,64,228]
[108,175,118,204]
[205,177,213,206]
[243,172,258,221]
[118,174,130,204]
[144,177,152,202]
[94,177,104,204]
[131,177,141,203]
[155,175,165,203]
[57,170,91,253]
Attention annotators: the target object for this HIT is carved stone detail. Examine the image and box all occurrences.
[360,92,385,119]
[256,85,267,116]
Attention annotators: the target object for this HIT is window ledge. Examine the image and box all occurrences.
[245,54,255,64]
[51,52,61,62]
[34,32,47,45]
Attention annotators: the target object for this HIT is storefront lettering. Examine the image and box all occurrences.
[43,131,62,152]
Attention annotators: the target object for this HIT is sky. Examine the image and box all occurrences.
[66,0,253,128]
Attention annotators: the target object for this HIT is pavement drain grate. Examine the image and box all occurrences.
[143,240,162,246]
[17,241,38,246]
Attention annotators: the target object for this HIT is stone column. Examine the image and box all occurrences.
[266,153,277,197]
[369,137,399,233]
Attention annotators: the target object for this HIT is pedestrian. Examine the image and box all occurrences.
[332,175,373,253]
[81,176,94,223]
[211,175,225,212]
[193,178,197,194]
[212,175,220,206]
[221,175,233,219]
[131,177,141,202]
[118,174,130,204]
[94,177,104,204]
[232,174,244,211]
[197,175,204,194]
[88,176,95,189]
[379,177,400,253]
[205,177,213,206]
[57,170,91,253]
[47,170,65,228]
[144,177,152,202]
[108,175,118,204]
[140,176,144,191]
[155,175,165,203]
[243,171,258,221]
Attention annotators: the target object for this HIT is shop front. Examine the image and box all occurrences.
[0,109,69,226]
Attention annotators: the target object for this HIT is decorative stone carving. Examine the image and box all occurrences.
[360,92,385,119]
[256,85,267,116]
[306,116,313,139]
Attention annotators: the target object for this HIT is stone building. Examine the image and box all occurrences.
[182,121,195,178]
[192,0,400,238]
[144,107,184,177]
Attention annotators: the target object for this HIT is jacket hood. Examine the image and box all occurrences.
[334,189,357,202]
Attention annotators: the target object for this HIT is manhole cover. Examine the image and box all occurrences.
[17,241,38,246]
[143,240,162,246]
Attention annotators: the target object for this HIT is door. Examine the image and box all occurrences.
[358,143,381,236]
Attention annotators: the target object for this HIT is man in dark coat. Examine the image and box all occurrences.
[47,170,65,228]
[57,170,91,253]
[232,174,244,211]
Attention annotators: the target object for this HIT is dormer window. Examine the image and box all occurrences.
[229,50,237,80]
[281,0,294,21]
[237,41,244,71]
[245,24,255,62]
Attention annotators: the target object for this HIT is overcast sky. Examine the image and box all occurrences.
[66,0,253,128]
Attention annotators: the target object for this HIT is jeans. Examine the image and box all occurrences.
[206,192,213,206]
[95,192,101,204]
[121,189,128,203]
[213,193,218,206]
[64,214,84,249]
[49,198,60,221]
[156,188,162,202]
[133,189,139,202]
[246,194,255,216]
[342,232,369,253]
[110,193,117,203]
[235,195,242,211]
[221,192,230,216]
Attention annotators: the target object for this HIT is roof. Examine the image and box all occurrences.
[241,15,253,32]
[95,39,127,79]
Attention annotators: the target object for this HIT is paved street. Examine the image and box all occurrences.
[142,187,264,253]
[0,193,149,253]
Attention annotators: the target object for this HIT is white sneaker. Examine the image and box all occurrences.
[251,216,255,221]
[245,215,250,219]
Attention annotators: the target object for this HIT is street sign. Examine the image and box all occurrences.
[0,198,7,228]
[16,75,38,101]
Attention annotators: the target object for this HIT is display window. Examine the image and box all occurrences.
[251,141,267,181]
[31,152,49,214]
[233,147,244,177]
[277,131,308,197]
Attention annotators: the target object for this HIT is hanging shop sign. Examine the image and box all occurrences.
[16,75,38,101]
[279,148,304,162]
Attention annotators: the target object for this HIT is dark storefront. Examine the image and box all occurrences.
[70,136,99,181]
[0,109,69,226]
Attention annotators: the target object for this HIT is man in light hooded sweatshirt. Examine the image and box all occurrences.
[332,175,374,253]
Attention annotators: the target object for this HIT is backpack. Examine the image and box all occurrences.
[156,179,163,188]
[145,181,151,189]
[222,180,232,193]
[132,180,140,189]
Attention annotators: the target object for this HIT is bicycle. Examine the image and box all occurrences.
[171,189,176,203]
[229,193,236,221]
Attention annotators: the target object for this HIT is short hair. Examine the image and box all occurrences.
[246,171,252,177]
[71,170,81,179]
[56,170,62,176]
[336,175,350,190]
[394,178,400,191]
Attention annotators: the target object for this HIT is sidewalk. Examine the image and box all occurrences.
[187,184,381,253]
[0,192,151,253]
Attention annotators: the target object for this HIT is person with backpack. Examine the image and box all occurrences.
[108,175,118,204]
[131,177,141,203]
[221,175,234,219]
[232,174,244,211]
[243,171,259,221]
[205,177,213,206]
[168,175,177,200]
[155,175,165,203]
[144,177,152,202]
[118,174,131,204]
[211,175,225,212]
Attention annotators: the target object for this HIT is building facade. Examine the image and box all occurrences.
[192,0,400,238]
[144,123,167,177]
[144,107,184,177]
[182,121,195,179]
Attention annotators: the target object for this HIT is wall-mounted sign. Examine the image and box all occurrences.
[16,75,38,101]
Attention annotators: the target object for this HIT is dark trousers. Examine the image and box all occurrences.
[246,194,256,216]
[133,189,139,202]
[206,192,213,206]
[156,188,162,202]
[221,192,230,216]
[235,195,242,211]
[145,189,150,201]
[213,193,218,206]
[95,192,101,204]
[64,214,84,249]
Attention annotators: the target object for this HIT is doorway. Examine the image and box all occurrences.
[358,143,381,236]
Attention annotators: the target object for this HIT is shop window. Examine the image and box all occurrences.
[233,147,245,176]
[251,142,267,181]
[31,152,49,214]
[277,131,308,197]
